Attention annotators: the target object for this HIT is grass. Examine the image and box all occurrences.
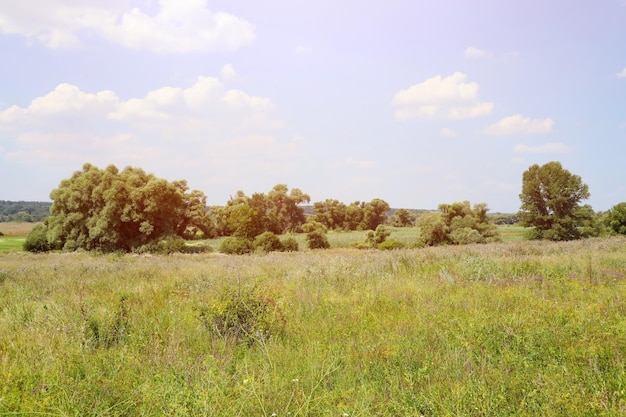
[1,237,626,415]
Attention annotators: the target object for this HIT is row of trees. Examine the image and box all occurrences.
[23,161,626,253]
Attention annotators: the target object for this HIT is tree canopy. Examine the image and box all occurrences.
[518,161,591,241]
[43,163,213,252]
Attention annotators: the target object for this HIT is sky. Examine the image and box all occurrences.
[1,0,625,213]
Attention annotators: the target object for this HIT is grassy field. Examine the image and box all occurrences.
[0,222,37,253]
[1,237,626,415]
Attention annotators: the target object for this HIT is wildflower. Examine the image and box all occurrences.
[243,379,249,384]
[291,378,299,383]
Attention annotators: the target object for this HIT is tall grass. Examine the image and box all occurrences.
[1,237,625,415]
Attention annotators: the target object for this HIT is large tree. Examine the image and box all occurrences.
[44,163,212,252]
[604,202,626,235]
[518,161,591,241]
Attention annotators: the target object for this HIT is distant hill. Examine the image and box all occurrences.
[0,200,51,222]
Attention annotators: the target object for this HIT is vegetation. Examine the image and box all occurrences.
[604,202,626,235]
[518,161,593,240]
[1,237,626,415]
[0,200,51,222]
[27,163,213,253]
[417,201,499,246]
[309,198,390,231]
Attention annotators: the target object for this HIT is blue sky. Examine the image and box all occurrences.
[1,0,625,213]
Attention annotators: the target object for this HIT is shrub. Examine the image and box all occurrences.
[254,231,284,253]
[281,236,299,252]
[306,231,330,250]
[366,224,391,247]
[378,239,405,250]
[199,288,286,345]
[220,237,254,255]
[23,224,50,252]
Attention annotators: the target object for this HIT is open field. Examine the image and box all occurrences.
[2,237,626,415]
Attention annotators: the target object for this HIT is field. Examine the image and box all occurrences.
[2,234,626,416]
[0,222,37,253]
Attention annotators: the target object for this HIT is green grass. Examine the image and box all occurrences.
[1,237,626,415]
[0,236,25,252]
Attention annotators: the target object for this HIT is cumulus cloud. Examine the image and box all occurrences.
[618,68,626,78]
[0,0,255,52]
[464,46,491,59]
[0,74,297,187]
[439,128,457,138]
[513,142,573,154]
[392,72,493,121]
[484,114,554,135]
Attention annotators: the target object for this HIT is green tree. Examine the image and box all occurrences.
[518,162,591,241]
[417,201,498,246]
[361,198,390,231]
[266,184,310,234]
[391,208,414,227]
[45,163,212,252]
[604,202,626,235]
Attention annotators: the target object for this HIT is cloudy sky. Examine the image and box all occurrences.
[1,0,625,212]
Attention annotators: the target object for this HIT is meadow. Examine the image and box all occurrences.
[1,231,626,416]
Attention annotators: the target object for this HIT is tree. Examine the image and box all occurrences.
[518,162,591,241]
[43,163,213,252]
[417,201,498,246]
[391,209,414,227]
[361,198,390,231]
[604,202,626,235]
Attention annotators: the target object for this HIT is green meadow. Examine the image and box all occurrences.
[1,234,626,416]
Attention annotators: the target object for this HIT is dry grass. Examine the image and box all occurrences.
[0,222,38,236]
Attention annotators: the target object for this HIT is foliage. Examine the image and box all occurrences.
[306,230,330,249]
[0,200,51,222]
[253,231,284,253]
[604,202,626,235]
[417,201,499,246]
[199,287,285,346]
[310,198,390,231]
[211,185,310,238]
[23,223,51,252]
[390,208,415,227]
[518,161,591,241]
[44,163,213,252]
[377,239,405,250]
[280,236,299,252]
[220,237,254,255]
[366,224,391,247]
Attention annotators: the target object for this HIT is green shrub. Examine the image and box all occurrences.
[220,237,254,255]
[23,224,50,252]
[281,236,299,252]
[378,239,405,250]
[350,241,371,250]
[199,288,286,345]
[253,231,284,253]
[306,230,330,249]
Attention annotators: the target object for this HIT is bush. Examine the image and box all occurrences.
[23,224,50,252]
[378,239,405,250]
[199,288,286,346]
[306,231,330,250]
[220,237,254,255]
[254,232,284,253]
[281,236,299,252]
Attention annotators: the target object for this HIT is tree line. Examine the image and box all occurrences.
[22,161,626,253]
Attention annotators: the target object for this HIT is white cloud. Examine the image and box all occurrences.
[393,72,493,121]
[0,0,255,52]
[221,64,237,80]
[464,46,491,59]
[618,68,626,78]
[484,114,554,135]
[513,142,573,154]
[0,74,295,185]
